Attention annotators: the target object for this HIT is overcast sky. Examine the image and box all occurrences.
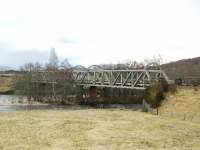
[0,0,200,68]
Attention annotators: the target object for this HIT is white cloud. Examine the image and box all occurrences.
[0,0,200,67]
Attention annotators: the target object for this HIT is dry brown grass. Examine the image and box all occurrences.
[0,76,14,93]
[0,109,200,149]
[159,86,200,122]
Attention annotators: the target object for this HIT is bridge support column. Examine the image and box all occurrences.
[89,86,98,100]
[102,87,111,98]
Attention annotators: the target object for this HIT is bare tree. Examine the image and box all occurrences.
[45,48,59,100]
[144,54,164,66]
[60,58,71,69]
[16,63,34,100]
[47,47,58,69]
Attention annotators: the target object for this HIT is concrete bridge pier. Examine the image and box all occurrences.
[102,87,112,98]
[89,86,98,100]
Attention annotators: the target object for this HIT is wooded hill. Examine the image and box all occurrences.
[161,57,200,80]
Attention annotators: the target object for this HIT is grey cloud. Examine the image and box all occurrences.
[0,49,49,69]
[0,48,80,69]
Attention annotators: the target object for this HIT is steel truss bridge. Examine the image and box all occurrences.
[72,64,170,90]
[31,63,170,90]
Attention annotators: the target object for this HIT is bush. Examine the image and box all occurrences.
[145,78,169,108]
[169,84,177,94]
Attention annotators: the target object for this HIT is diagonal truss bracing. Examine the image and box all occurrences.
[72,69,169,90]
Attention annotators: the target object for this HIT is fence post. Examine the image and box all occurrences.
[142,99,154,114]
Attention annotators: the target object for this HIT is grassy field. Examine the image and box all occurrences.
[159,86,200,122]
[0,74,14,94]
[0,109,200,149]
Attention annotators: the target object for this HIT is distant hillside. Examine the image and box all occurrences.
[0,65,12,71]
[161,57,200,80]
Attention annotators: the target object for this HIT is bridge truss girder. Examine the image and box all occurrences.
[72,69,169,90]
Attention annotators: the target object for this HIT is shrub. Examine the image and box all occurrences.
[145,78,169,108]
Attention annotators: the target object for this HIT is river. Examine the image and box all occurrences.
[0,95,70,112]
[0,95,27,105]
[0,95,143,112]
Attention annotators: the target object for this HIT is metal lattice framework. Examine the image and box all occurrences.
[30,63,170,90]
[72,69,169,90]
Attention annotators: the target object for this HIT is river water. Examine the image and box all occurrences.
[0,95,143,112]
[0,95,27,105]
[0,95,69,112]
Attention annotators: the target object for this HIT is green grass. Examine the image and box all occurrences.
[0,109,200,149]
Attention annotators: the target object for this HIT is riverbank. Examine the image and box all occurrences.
[0,109,200,149]
[159,86,200,123]
[0,94,144,112]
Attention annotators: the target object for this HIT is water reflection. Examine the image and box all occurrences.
[0,95,143,112]
[0,95,67,112]
[0,95,27,105]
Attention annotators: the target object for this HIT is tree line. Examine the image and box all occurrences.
[15,48,74,104]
